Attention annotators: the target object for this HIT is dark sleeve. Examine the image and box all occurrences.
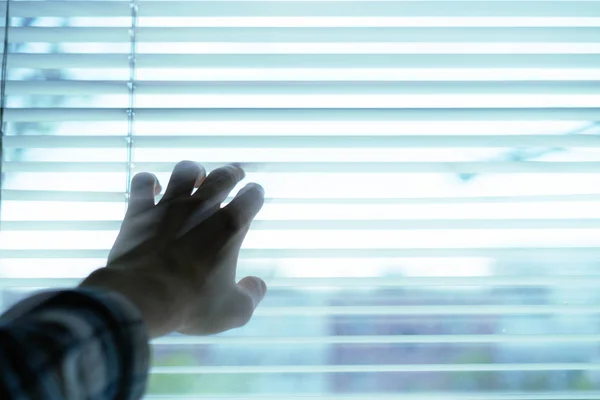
[0,288,150,400]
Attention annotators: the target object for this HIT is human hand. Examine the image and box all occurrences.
[80,161,267,338]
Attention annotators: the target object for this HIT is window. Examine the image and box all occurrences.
[1,0,600,398]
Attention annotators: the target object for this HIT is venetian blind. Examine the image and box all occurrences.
[1,0,600,399]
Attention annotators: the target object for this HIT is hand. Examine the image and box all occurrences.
[80,161,267,338]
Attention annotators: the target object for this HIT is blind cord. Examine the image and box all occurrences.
[0,0,10,231]
[125,1,138,198]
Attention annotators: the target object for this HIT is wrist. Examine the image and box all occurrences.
[80,268,189,338]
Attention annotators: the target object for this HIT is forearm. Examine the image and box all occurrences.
[0,289,149,400]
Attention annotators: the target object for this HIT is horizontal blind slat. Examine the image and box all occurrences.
[4,276,600,289]
[8,81,600,96]
[151,334,600,346]
[8,54,127,69]
[142,393,600,400]
[132,81,600,95]
[7,1,131,17]
[126,26,600,43]
[5,134,600,148]
[5,109,127,122]
[1,190,127,202]
[6,27,129,43]
[5,108,597,122]
[4,161,600,173]
[3,248,600,259]
[150,363,600,374]
[253,305,600,316]
[136,2,600,18]
[6,81,129,95]
[5,219,600,230]
[4,190,600,204]
[150,334,600,345]
[6,27,600,43]
[130,54,600,69]
[9,54,600,69]
[81,107,600,121]
[6,1,600,18]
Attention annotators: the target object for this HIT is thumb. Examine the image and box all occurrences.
[222,276,267,329]
[237,276,267,309]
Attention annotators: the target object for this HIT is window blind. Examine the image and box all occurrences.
[1,0,600,398]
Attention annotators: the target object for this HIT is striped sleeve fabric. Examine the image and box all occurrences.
[0,288,150,400]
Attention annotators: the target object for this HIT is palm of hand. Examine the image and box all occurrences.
[106,161,266,336]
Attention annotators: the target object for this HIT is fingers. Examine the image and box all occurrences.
[160,160,205,203]
[126,172,161,218]
[177,182,264,281]
[171,164,248,239]
[218,183,265,236]
[192,164,245,207]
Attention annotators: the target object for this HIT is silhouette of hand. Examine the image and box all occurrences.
[81,161,266,338]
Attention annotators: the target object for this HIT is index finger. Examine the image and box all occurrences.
[193,164,245,206]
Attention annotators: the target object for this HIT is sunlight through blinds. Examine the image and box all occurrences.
[2,0,600,398]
